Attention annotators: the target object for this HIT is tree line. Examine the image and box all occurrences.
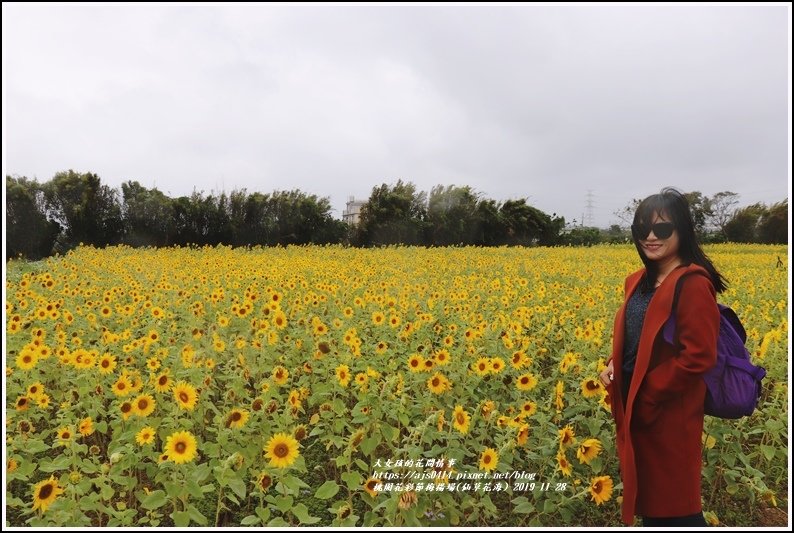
[5,170,788,260]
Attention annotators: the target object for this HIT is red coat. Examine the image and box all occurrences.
[608,263,719,524]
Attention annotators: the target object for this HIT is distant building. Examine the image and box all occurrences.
[343,196,365,225]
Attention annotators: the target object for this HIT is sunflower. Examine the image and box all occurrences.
[371,311,385,326]
[481,399,496,419]
[335,364,351,387]
[98,354,117,374]
[226,408,250,429]
[32,475,65,514]
[164,430,198,464]
[559,425,576,448]
[27,382,45,399]
[272,366,289,386]
[559,352,578,374]
[355,372,369,387]
[398,490,418,509]
[111,375,133,397]
[407,354,424,373]
[173,381,198,411]
[264,433,300,468]
[479,447,499,472]
[288,390,302,410]
[78,417,94,436]
[470,357,489,376]
[16,351,38,370]
[153,372,172,393]
[133,394,156,417]
[136,426,156,445]
[363,477,381,498]
[36,394,51,409]
[119,401,134,420]
[554,380,565,410]
[581,378,603,398]
[599,390,612,411]
[427,373,450,395]
[520,400,537,417]
[256,471,273,492]
[490,357,505,373]
[517,424,530,446]
[588,475,613,505]
[577,438,603,465]
[56,426,73,446]
[452,405,471,434]
[516,373,538,391]
[15,396,29,411]
[434,349,450,365]
[146,357,161,371]
[556,449,572,476]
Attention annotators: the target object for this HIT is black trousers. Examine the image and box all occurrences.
[642,512,708,527]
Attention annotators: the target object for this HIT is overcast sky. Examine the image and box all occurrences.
[3,4,791,228]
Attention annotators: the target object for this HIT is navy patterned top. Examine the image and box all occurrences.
[622,280,657,376]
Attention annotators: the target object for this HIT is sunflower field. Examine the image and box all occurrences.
[4,244,788,526]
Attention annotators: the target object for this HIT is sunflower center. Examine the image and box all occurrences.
[18,398,27,407]
[483,455,491,464]
[38,483,54,499]
[274,443,289,458]
[159,376,168,385]
[118,382,126,390]
[594,481,602,492]
[121,403,131,413]
[456,414,465,424]
[175,441,186,454]
[232,412,242,421]
[521,377,529,384]
[138,399,148,410]
[432,378,440,387]
[179,392,189,403]
[102,360,110,368]
[23,356,32,364]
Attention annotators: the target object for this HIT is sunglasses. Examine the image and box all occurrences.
[631,221,675,240]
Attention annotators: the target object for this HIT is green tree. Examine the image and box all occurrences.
[6,175,61,259]
[427,185,480,245]
[723,203,767,243]
[43,170,123,250]
[757,199,787,244]
[707,191,740,235]
[121,181,175,246]
[357,180,428,246]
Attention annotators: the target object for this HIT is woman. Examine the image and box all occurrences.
[600,187,727,527]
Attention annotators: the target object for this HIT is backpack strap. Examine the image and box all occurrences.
[664,268,712,349]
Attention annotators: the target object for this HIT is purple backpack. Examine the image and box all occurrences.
[662,274,767,419]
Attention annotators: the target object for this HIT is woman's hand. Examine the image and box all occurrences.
[600,359,614,388]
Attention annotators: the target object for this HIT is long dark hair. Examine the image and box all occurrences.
[632,187,727,293]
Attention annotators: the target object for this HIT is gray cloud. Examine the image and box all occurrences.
[3,4,790,227]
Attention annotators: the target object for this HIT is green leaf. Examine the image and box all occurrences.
[274,495,293,514]
[315,480,340,500]
[171,510,191,527]
[22,439,50,454]
[240,515,260,525]
[341,471,363,490]
[268,517,290,527]
[360,435,380,456]
[141,490,168,510]
[255,506,271,522]
[760,444,776,462]
[187,504,208,525]
[186,479,204,499]
[39,455,71,472]
[228,477,247,500]
[514,501,535,514]
[292,503,321,524]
